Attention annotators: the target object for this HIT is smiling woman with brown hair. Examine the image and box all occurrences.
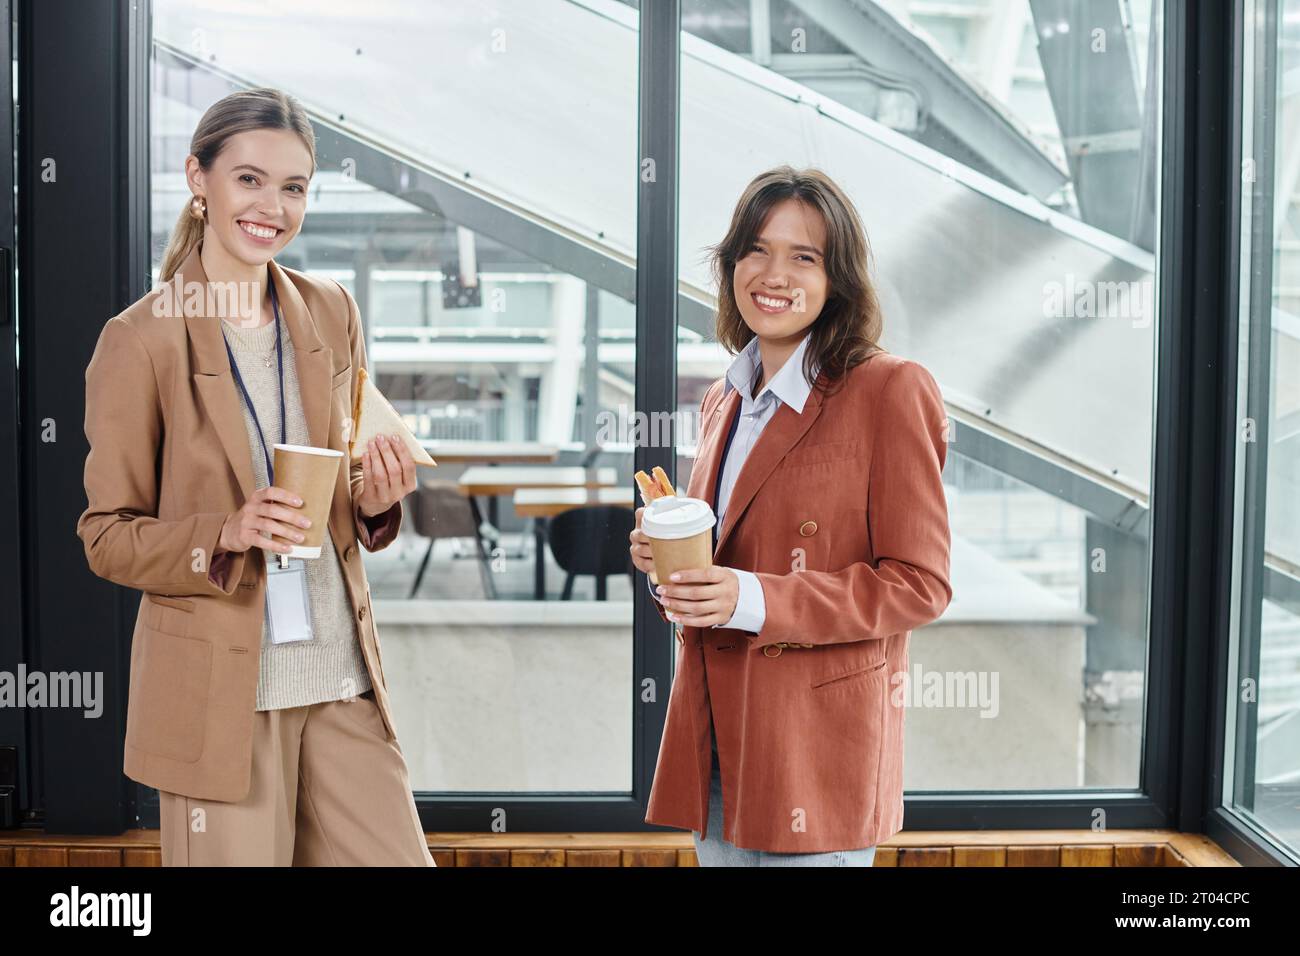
[630,165,952,866]
[77,88,431,866]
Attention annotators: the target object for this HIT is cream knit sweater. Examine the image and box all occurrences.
[219,315,373,710]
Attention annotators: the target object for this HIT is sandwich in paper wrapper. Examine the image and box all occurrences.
[349,367,438,467]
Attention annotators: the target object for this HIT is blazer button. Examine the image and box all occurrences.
[358,605,367,622]
[799,520,818,536]
[344,545,355,561]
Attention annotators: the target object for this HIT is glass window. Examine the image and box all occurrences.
[1225,0,1300,861]
[680,0,1163,791]
[150,0,639,793]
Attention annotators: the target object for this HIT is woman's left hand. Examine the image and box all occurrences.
[355,433,417,518]
[656,566,740,627]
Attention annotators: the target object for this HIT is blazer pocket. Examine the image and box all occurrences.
[783,440,860,470]
[127,629,212,763]
[332,363,353,389]
[146,594,194,637]
[147,593,194,612]
[810,656,887,691]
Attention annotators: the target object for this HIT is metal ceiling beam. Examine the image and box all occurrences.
[784,0,1070,202]
[1030,0,1149,241]
[150,31,1300,611]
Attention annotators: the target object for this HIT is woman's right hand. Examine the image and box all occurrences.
[217,486,312,555]
[629,506,658,580]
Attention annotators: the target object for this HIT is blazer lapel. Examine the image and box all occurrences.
[265,259,351,561]
[266,258,332,454]
[180,244,332,504]
[685,387,736,511]
[711,369,828,558]
[182,244,256,503]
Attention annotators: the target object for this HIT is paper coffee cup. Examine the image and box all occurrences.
[272,443,343,558]
[641,495,715,586]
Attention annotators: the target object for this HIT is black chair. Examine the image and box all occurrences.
[515,444,604,562]
[407,478,495,599]
[545,505,635,600]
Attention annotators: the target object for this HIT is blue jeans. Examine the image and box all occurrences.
[692,726,877,867]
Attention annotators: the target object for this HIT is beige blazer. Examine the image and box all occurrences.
[76,242,403,802]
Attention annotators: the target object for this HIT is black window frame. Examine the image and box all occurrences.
[2,0,1290,865]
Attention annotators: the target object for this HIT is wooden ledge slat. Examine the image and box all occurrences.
[510,849,565,867]
[622,849,677,866]
[954,846,1006,866]
[1116,844,1166,866]
[0,828,1242,866]
[1007,846,1061,866]
[898,847,953,866]
[1061,845,1116,867]
[1166,833,1240,866]
[566,849,622,867]
[67,848,122,867]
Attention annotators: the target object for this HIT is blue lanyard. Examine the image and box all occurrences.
[222,275,286,487]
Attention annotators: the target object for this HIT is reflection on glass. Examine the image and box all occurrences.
[1227,0,1300,859]
[680,0,1162,790]
[150,0,639,793]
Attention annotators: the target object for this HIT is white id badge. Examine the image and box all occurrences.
[265,555,314,644]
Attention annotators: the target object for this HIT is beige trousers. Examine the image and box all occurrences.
[159,689,435,866]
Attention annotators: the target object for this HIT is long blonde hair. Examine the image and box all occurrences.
[159,88,317,282]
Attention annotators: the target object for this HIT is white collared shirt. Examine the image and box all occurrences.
[651,332,820,634]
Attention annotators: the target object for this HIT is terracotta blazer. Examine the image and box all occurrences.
[76,242,402,802]
[644,351,952,853]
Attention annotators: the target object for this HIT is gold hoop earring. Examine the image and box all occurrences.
[190,195,207,221]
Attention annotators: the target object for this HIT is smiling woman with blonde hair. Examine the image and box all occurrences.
[77,88,432,866]
[631,165,952,866]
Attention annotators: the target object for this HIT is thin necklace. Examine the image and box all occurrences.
[223,317,277,367]
[257,301,275,366]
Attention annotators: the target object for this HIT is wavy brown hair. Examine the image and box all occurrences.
[709,165,884,398]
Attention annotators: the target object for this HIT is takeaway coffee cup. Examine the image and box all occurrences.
[641,495,715,587]
[271,443,343,558]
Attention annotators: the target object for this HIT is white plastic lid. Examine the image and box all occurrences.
[641,495,716,539]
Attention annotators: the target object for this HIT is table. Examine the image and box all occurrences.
[421,441,561,527]
[513,486,635,600]
[512,486,635,517]
[420,440,560,464]
[459,467,620,599]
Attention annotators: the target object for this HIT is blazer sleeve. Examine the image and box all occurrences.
[750,360,952,646]
[338,281,403,552]
[76,316,249,597]
[649,379,724,626]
